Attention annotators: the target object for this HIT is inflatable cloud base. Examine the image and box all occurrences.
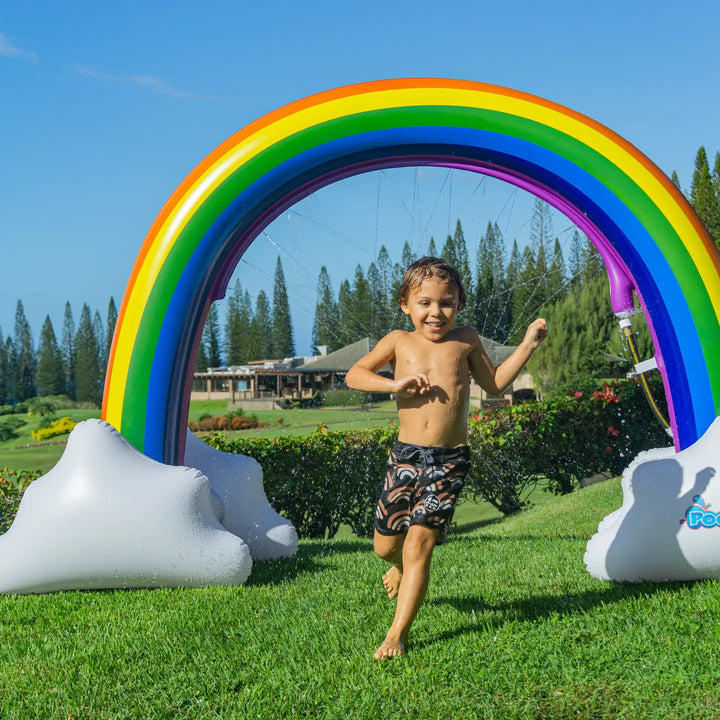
[585,417,720,582]
[183,430,297,562]
[0,420,296,594]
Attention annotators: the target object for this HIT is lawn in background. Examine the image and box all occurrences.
[0,401,399,473]
[1,478,718,719]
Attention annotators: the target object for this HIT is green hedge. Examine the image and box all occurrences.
[206,425,398,539]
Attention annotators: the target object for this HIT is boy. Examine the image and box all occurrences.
[346,256,547,660]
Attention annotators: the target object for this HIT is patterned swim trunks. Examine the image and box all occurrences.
[375,441,471,545]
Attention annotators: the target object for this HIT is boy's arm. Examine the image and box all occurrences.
[346,331,431,398]
[468,318,547,396]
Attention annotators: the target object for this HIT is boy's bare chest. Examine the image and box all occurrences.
[394,336,469,381]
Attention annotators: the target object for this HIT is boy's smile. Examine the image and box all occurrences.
[400,276,461,342]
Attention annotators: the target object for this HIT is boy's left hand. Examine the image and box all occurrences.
[524,318,548,349]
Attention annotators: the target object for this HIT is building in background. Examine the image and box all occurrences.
[191,337,533,409]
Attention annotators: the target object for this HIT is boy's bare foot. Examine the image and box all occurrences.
[382,566,402,598]
[374,635,405,660]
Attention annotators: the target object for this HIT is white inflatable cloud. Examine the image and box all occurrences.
[585,417,720,581]
[0,420,252,594]
[183,430,297,561]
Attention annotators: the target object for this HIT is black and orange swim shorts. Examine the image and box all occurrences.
[375,441,471,545]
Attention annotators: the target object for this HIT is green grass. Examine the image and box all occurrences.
[0,402,399,473]
[2,478,719,719]
[191,400,399,439]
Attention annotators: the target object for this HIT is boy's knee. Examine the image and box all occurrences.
[403,525,438,562]
[374,533,403,562]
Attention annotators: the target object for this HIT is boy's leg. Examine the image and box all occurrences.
[373,529,405,598]
[374,523,438,660]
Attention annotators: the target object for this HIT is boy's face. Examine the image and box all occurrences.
[400,275,460,342]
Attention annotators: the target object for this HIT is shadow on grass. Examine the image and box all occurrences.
[423,580,697,648]
[451,517,504,535]
[247,538,371,586]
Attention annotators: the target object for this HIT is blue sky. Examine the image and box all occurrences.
[2,0,719,357]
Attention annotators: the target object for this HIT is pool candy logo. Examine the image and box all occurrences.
[681,496,720,529]
[425,494,441,512]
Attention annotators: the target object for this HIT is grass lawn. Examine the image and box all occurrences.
[2,478,719,719]
[0,401,399,473]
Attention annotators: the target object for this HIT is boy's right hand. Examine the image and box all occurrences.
[393,374,431,398]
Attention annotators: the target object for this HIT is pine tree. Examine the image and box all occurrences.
[400,241,416,270]
[336,279,354,347]
[194,335,209,373]
[93,310,105,369]
[61,302,76,400]
[568,230,584,286]
[534,239,548,309]
[713,152,720,249]
[529,197,555,249]
[271,257,294,358]
[509,245,539,344]
[670,170,682,193]
[105,297,118,367]
[311,267,340,352]
[546,238,567,303]
[375,245,402,332]
[389,242,416,331]
[690,146,720,247]
[348,265,372,341]
[427,237,437,256]
[579,235,604,285]
[0,327,7,404]
[4,337,18,404]
[224,280,247,365]
[474,222,505,339]
[452,219,474,326]
[74,304,103,404]
[503,240,521,343]
[14,300,36,401]
[440,233,457,268]
[248,291,272,360]
[239,291,253,358]
[203,304,223,368]
[36,316,65,397]
[368,261,391,340]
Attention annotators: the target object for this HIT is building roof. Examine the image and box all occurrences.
[299,338,378,372]
[298,335,517,372]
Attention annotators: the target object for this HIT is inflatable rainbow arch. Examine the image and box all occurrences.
[102,78,720,465]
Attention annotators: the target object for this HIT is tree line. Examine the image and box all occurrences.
[0,299,117,406]
[3,145,719,403]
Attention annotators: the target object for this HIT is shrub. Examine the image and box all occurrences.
[26,395,74,417]
[31,416,76,441]
[206,425,398,538]
[188,414,263,432]
[0,415,27,442]
[466,377,671,514]
[0,468,42,534]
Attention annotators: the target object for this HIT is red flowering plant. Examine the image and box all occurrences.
[466,376,672,514]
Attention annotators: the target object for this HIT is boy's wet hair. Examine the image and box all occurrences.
[397,256,466,310]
